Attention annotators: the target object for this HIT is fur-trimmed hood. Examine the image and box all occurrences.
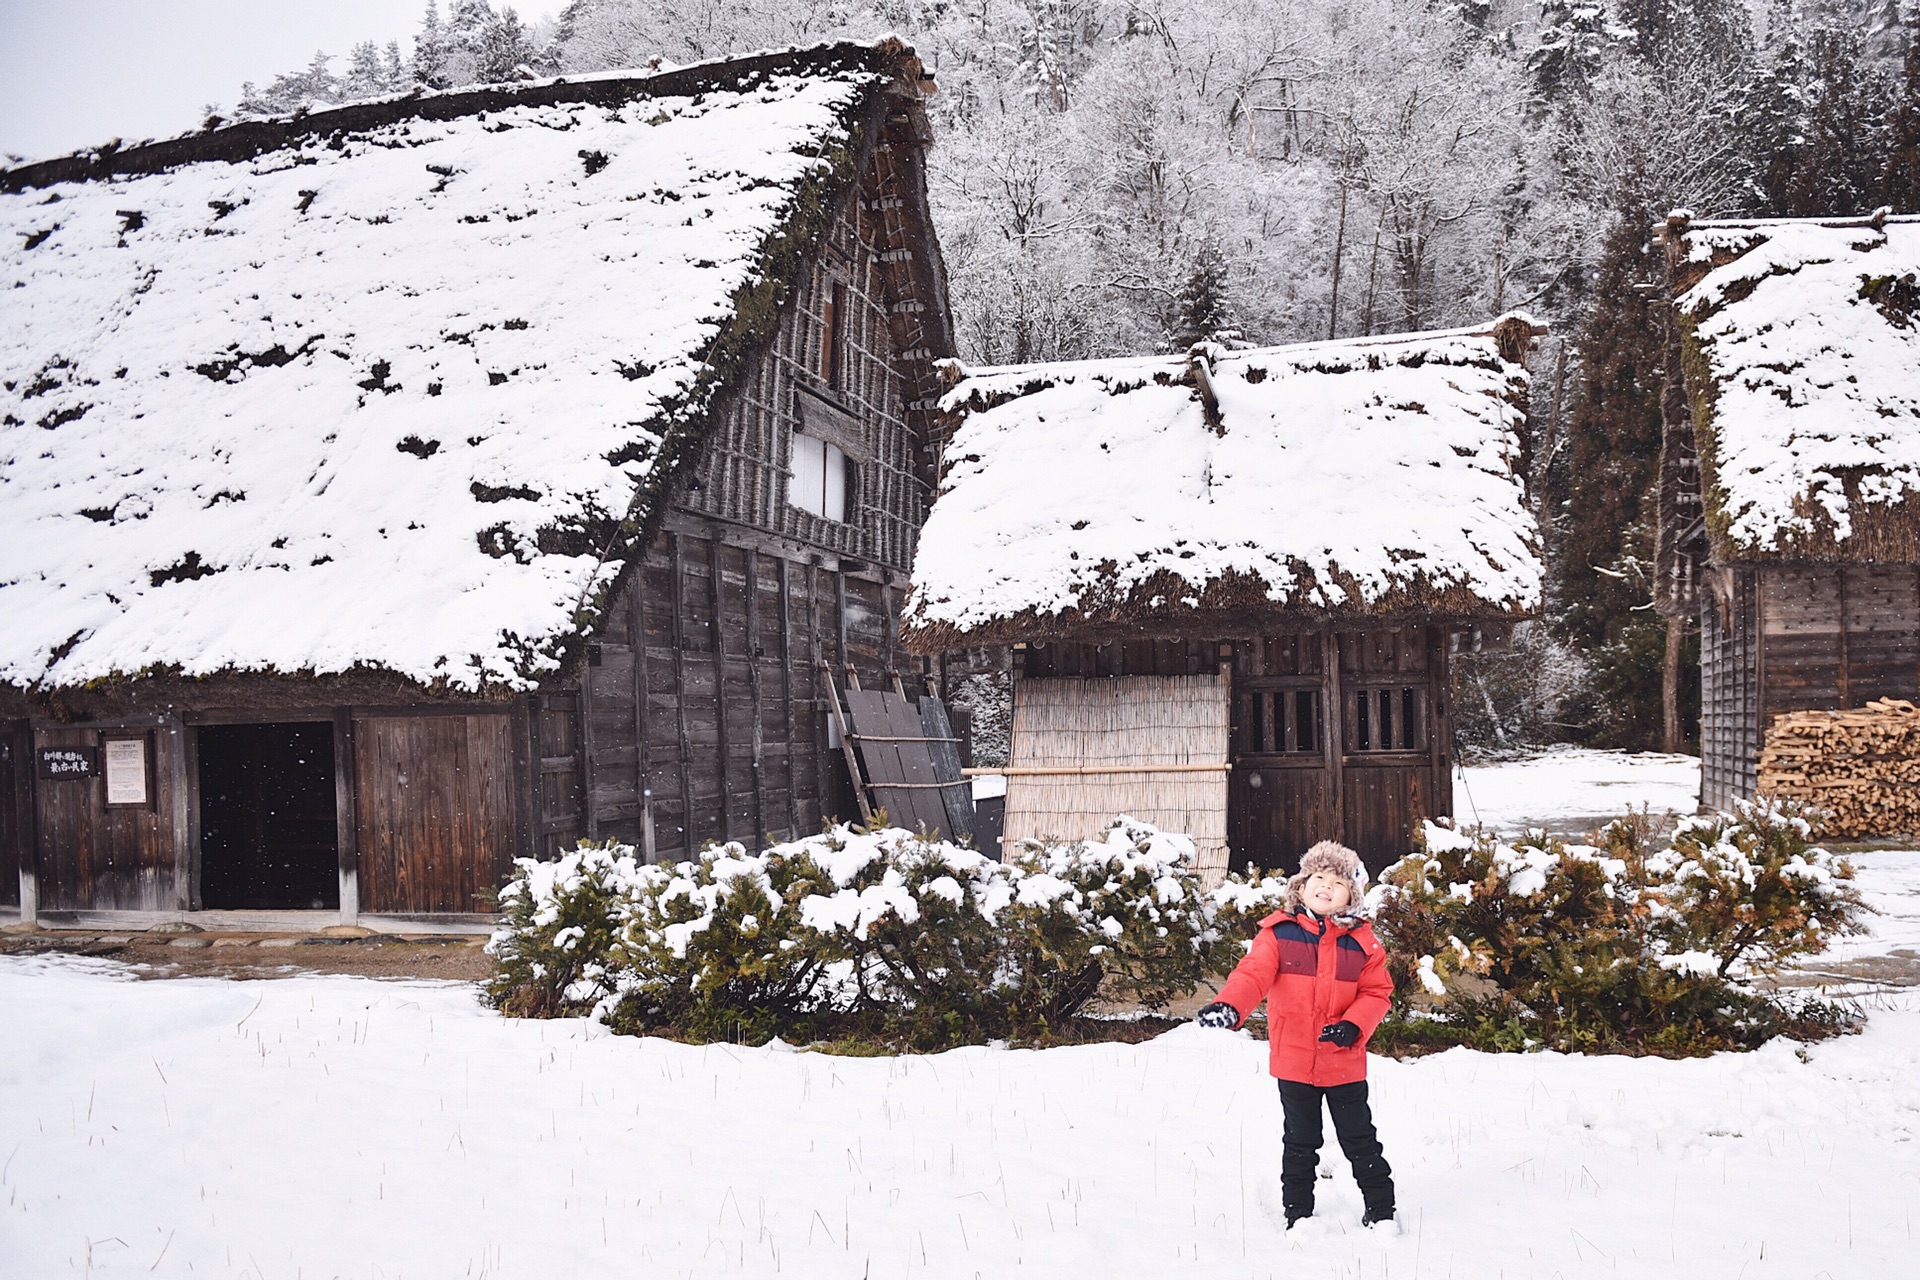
[1283,840,1370,919]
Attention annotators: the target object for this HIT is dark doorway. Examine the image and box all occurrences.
[198,723,339,910]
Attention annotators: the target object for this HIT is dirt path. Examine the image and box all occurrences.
[0,929,490,982]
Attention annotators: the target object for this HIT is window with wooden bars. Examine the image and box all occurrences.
[1349,686,1425,752]
[1239,687,1323,754]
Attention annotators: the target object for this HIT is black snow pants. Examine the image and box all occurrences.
[1277,1079,1395,1217]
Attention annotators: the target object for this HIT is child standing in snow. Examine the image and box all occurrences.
[1195,840,1396,1229]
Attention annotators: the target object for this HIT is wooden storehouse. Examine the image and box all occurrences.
[0,41,955,929]
[901,319,1544,875]
[1656,211,1920,810]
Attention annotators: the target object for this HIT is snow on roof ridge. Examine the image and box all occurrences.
[1671,208,1916,232]
[1,38,918,190]
[948,312,1545,385]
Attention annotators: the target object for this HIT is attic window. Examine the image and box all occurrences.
[790,433,850,522]
[820,281,848,390]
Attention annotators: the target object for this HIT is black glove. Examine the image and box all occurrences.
[1318,1020,1362,1047]
[1195,1001,1240,1030]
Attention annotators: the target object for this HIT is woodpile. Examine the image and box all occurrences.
[1758,698,1920,838]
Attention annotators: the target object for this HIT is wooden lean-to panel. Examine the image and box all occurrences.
[354,713,516,914]
[1003,675,1229,875]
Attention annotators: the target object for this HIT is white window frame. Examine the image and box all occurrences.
[790,432,849,522]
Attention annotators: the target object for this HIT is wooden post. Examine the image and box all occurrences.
[809,562,830,829]
[1663,613,1686,754]
[1429,627,1453,822]
[1323,631,1346,844]
[11,721,37,926]
[708,533,733,845]
[1837,569,1852,711]
[835,567,851,676]
[669,532,695,856]
[779,556,800,839]
[333,709,360,924]
[745,548,767,847]
[630,566,655,861]
[579,644,599,842]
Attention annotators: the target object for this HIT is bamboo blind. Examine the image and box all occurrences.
[1003,674,1230,877]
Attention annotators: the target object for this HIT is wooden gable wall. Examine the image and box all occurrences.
[542,118,946,861]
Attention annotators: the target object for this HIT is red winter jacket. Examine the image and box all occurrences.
[1215,908,1393,1086]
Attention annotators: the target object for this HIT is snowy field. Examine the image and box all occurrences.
[1459,747,1702,836]
[5,750,1919,1279]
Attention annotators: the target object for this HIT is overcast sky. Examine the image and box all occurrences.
[0,1,568,163]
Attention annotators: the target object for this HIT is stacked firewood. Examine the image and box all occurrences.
[1758,698,1920,838]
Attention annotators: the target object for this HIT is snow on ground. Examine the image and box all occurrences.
[1459,747,1701,836]
[4,862,1919,1277]
[8,749,1917,1279]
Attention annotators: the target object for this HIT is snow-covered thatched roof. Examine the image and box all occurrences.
[0,41,932,698]
[1669,211,1920,564]
[900,318,1543,652]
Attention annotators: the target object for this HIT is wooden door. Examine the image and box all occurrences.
[1230,628,1446,875]
[353,713,517,914]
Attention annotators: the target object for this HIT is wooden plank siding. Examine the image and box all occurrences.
[577,514,909,859]
[352,712,518,914]
[31,721,181,911]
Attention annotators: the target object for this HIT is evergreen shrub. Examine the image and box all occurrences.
[484,817,1232,1049]
[1372,799,1867,1055]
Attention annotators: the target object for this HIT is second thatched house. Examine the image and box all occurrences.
[902,318,1543,875]
[1657,211,1920,810]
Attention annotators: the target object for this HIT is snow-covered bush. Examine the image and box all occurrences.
[1650,800,1866,979]
[1373,801,1867,1055]
[483,843,642,1018]
[486,817,1228,1048]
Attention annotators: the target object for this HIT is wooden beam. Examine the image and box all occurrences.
[333,709,360,924]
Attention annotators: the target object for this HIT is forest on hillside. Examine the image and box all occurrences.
[225,0,1920,756]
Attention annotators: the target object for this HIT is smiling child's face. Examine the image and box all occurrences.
[1301,869,1353,914]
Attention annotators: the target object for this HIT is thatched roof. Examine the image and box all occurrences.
[900,318,1542,652]
[0,41,939,698]
[1666,210,1920,565]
